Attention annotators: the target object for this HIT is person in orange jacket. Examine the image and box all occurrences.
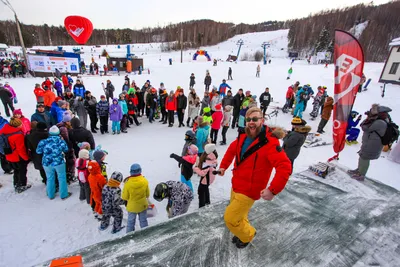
[216,107,291,249]
[43,86,56,112]
[33,83,45,104]
[88,160,107,220]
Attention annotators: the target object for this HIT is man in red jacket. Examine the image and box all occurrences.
[217,107,291,248]
[0,117,30,193]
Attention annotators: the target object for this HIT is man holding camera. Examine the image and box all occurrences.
[216,107,291,248]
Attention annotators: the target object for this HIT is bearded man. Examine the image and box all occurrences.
[217,107,291,248]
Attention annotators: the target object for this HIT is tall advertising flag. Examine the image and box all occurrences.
[329,30,364,161]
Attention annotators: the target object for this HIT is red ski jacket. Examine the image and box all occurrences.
[0,124,29,162]
[286,86,294,99]
[220,127,291,200]
[165,96,177,111]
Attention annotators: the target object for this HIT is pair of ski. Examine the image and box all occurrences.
[303,138,332,148]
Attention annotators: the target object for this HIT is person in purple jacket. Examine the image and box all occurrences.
[218,79,231,98]
[109,98,123,134]
[53,78,63,97]
[4,82,17,103]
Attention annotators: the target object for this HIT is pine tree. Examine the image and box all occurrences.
[315,26,331,53]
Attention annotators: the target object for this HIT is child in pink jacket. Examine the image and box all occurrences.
[13,109,31,135]
[194,144,218,208]
[210,103,223,144]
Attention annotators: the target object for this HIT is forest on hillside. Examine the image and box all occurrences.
[0,1,399,61]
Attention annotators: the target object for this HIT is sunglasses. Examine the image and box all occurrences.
[245,117,262,122]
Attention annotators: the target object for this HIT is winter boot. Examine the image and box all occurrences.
[351,171,365,181]
[163,121,168,124]
[232,236,239,244]
[117,131,121,134]
[91,129,97,133]
[111,226,125,234]
[112,131,116,135]
[122,130,128,133]
[347,169,359,175]
[62,192,73,200]
[99,224,109,231]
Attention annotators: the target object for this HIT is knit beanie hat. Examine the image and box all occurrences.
[130,163,142,176]
[93,150,106,163]
[71,117,81,129]
[78,149,90,160]
[215,103,222,111]
[49,125,60,135]
[62,111,72,122]
[13,109,23,116]
[291,117,305,126]
[58,100,67,107]
[78,142,90,150]
[36,122,47,130]
[110,171,123,183]
[9,117,22,127]
[204,143,216,155]
[187,144,199,155]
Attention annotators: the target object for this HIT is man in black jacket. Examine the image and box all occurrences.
[259,87,272,117]
[232,89,244,129]
[0,83,14,117]
[69,118,95,158]
[176,89,188,127]
[84,91,99,133]
[222,90,234,108]
[25,122,49,183]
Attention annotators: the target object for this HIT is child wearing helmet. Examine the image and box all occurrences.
[100,171,126,234]
[346,111,362,145]
[182,130,197,156]
[153,181,193,218]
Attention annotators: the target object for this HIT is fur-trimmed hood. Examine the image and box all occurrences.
[270,126,286,139]
[294,125,312,134]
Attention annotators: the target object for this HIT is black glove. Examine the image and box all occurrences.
[169,153,174,158]
[357,115,362,120]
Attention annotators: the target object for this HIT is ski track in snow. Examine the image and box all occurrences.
[1,29,400,267]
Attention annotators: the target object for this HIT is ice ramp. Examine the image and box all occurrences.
[39,173,400,267]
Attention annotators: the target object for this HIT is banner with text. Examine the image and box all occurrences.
[27,55,79,73]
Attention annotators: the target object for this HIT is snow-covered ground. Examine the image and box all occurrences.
[1,29,400,267]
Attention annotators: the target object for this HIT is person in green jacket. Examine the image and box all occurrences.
[122,163,150,233]
[287,67,293,80]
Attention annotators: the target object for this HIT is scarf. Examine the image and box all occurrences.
[107,179,120,188]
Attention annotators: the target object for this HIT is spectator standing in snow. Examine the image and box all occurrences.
[218,79,231,98]
[84,91,98,133]
[69,117,95,158]
[194,143,218,208]
[0,83,14,117]
[348,105,390,181]
[103,80,115,102]
[100,171,126,234]
[228,67,233,80]
[177,89,188,127]
[317,96,334,134]
[123,164,150,233]
[109,98,123,134]
[256,65,260,77]
[204,72,212,91]
[232,89,244,129]
[220,105,232,145]
[97,95,109,134]
[283,117,311,173]
[36,125,71,199]
[259,88,271,118]
[189,73,196,89]
[346,111,362,145]
[210,103,223,144]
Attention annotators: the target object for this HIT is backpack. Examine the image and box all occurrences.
[0,131,23,155]
[376,120,399,146]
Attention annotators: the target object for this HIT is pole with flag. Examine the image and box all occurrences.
[328,30,364,162]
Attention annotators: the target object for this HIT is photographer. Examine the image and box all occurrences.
[348,104,391,181]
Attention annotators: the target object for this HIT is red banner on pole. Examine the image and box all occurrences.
[331,30,364,159]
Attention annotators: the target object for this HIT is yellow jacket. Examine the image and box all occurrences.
[122,175,150,213]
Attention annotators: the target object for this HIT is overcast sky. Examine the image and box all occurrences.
[0,0,391,29]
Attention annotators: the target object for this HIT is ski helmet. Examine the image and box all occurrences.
[350,111,359,118]
[153,183,169,202]
[185,130,195,141]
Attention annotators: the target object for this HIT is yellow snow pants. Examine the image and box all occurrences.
[224,190,256,243]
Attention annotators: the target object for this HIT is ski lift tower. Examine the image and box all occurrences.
[236,39,244,61]
[261,42,271,65]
